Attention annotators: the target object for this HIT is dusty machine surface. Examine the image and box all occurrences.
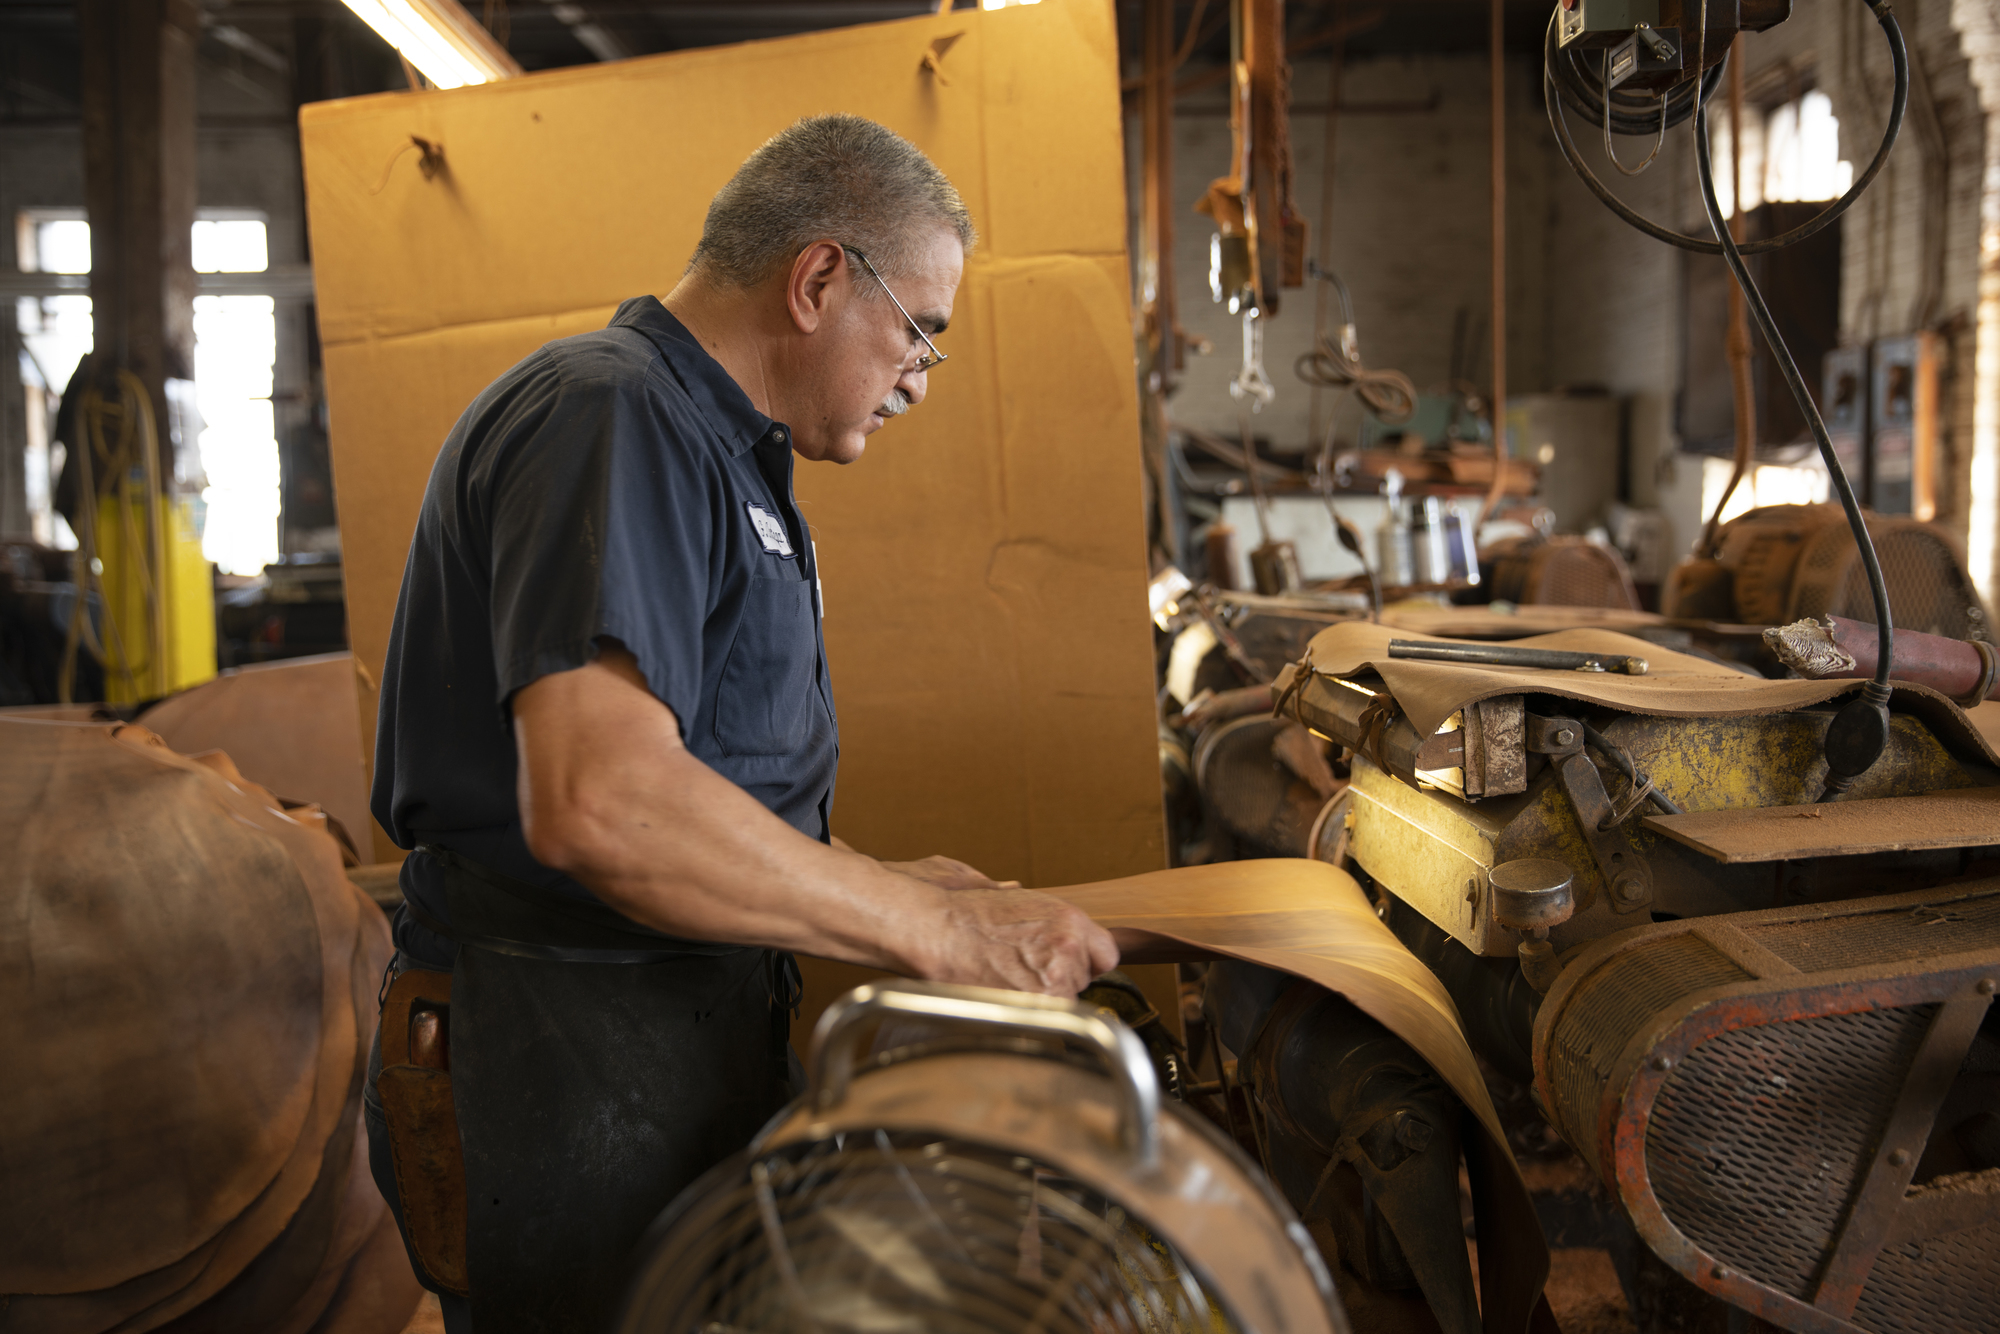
[1256,620,2000,1333]
[615,980,1348,1334]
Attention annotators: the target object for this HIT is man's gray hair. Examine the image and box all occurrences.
[688,114,976,288]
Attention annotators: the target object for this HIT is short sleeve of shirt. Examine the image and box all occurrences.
[480,358,720,730]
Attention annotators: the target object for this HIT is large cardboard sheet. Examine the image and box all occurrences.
[298,4,1163,884]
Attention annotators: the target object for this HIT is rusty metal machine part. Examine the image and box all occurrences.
[1187,611,2000,1329]
[1535,882,2000,1333]
[1768,613,2000,705]
[1342,705,1996,963]
[1280,672,1526,801]
[1490,857,1576,993]
[1194,714,1331,858]
[1204,965,1481,1334]
[1390,638,1648,675]
[618,980,1347,1334]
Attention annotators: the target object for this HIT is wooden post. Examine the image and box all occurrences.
[75,0,213,702]
[79,0,199,448]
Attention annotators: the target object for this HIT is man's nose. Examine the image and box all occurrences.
[897,365,928,408]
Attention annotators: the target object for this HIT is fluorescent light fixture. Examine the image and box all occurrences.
[339,0,523,88]
[982,0,1042,9]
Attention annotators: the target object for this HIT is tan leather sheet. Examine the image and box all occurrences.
[1276,621,2000,769]
[0,720,407,1332]
[137,652,372,856]
[1052,859,1549,1334]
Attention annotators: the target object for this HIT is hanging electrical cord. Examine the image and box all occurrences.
[1293,261,1404,620]
[1680,3,1901,799]
[1546,17,1719,136]
[1310,444,1382,619]
[1600,50,1670,176]
[1694,37,1760,558]
[59,370,163,705]
[1543,6,1907,257]
[1295,262,1419,425]
[1546,0,1909,798]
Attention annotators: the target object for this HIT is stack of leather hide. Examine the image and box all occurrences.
[0,719,419,1332]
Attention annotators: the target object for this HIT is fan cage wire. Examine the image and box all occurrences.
[1789,520,1990,641]
[633,1130,1242,1334]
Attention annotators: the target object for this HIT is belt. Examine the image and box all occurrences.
[409,844,749,965]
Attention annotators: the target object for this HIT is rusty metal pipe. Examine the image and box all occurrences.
[1765,614,2000,704]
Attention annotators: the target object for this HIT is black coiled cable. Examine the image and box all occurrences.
[1542,6,1908,257]
[1549,0,1907,796]
[1545,19,1722,136]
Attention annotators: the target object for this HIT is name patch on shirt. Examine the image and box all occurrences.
[746,503,794,557]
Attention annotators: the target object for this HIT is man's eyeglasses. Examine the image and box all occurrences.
[846,247,948,373]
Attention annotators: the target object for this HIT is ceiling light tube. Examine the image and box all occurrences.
[339,0,523,88]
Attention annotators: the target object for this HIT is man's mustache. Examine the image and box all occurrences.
[877,389,911,418]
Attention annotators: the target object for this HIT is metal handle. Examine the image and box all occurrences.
[807,979,1161,1166]
[1387,639,1648,675]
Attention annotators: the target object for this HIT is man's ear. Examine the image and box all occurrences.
[786,241,847,335]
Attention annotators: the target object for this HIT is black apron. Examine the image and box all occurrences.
[415,847,798,1334]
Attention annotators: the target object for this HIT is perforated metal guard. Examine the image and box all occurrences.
[1541,933,1750,1179]
[1647,1005,1938,1300]
[1789,518,1989,641]
[1533,882,2000,1333]
[1748,895,2000,975]
[1853,1220,2000,1334]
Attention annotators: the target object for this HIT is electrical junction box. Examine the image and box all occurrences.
[1868,333,1941,520]
[1559,0,1661,49]
[1821,345,1869,505]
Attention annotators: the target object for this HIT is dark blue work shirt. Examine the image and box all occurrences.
[371,297,839,966]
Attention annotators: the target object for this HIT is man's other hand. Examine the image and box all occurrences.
[929,888,1120,997]
[881,855,1021,893]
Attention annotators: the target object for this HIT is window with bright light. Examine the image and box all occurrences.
[193,293,280,574]
[1702,455,1831,527]
[192,218,270,273]
[1708,90,1854,218]
[15,212,281,575]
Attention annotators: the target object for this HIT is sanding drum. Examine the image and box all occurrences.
[1535,882,2000,1333]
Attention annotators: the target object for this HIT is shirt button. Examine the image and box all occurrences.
[772,428,787,442]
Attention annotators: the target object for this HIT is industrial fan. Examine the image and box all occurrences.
[615,981,1347,1334]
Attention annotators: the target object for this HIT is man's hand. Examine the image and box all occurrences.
[881,855,1021,893]
[925,888,1119,997]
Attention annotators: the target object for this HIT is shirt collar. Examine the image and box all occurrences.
[609,295,781,457]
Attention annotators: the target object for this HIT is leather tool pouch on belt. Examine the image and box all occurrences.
[376,968,469,1296]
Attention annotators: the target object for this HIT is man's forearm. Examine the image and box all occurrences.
[513,646,1117,994]
[532,748,950,971]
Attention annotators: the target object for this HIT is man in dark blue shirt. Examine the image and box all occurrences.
[364,115,1117,1331]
